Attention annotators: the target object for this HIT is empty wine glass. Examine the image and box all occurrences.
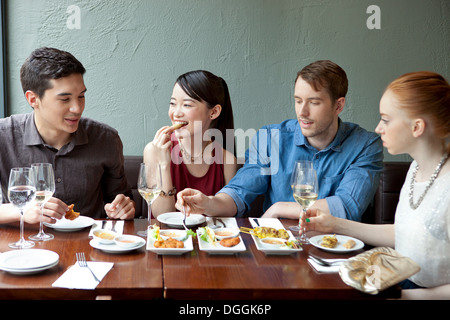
[291,160,318,243]
[137,163,162,237]
[8,167,36,249]
[29,163,55,241]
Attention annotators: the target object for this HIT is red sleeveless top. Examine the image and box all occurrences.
[170,139,225,196]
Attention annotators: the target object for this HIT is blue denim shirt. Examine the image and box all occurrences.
[219,119,383,220]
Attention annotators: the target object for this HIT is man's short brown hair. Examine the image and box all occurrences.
[296,60,348,102]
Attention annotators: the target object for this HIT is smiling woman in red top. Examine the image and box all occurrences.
[143,70,237,217]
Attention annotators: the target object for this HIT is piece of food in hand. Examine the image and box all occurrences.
[65,204,80,220]
[343,239,356,249]
[171,122,188,130]
[219,236,241,247]
[320,234,338,248]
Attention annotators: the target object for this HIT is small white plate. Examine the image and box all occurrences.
[198,237,246,255]
[159,229,187,241]
[249,218,302,255]
[157,212,205,228]
[44,216,94,232]
[89,238,146,253]
[309,234,364,253]
[0,249,59,275]
[114,235,145,248]
[146,235,193,255]
[211,227,240,240]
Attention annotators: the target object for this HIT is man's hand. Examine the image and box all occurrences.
[105,194,135,220]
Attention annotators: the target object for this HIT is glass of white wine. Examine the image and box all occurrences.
[8,167,36,249]
[291,160,318,243]
[29,163,55,241]
[137,163,162,237]
[289,160,313,232]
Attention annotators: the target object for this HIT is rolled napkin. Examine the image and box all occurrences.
[52,261,114,290]
[339,247,420,294]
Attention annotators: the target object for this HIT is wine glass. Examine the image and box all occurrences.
[137,163,162,237]
[29,163,55,241]
[8,167,37,249]
[289,160,314,232]
[291,161,318,243]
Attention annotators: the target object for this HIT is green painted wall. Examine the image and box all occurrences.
[5,0,450,161]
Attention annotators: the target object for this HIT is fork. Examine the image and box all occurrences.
[76,252,100,282]
[182,206,188,230]
[309,255,346,267]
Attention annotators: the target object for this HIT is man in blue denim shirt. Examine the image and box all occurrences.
[177,60,383,221]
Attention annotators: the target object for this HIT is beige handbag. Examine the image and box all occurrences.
[339,247,421,295]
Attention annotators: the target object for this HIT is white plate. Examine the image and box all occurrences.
[44,216,94,232]
[198,235,246,255]
[146,235,193,255]
[309,234,364,253]
[89,238,146,253]
[0,249,59,275]
[157,212,206,228]
[250,218,302,255]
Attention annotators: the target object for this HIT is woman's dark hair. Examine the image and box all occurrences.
[176,70,235,154]
[20,47,86,98]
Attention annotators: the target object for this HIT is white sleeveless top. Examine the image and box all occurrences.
[395,161,450,287]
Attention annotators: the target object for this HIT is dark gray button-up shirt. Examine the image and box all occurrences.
[0,113,132,218]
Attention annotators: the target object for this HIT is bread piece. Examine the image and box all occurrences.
[343,239,356,249]
[171,122,187,130]
[65,204,80,220]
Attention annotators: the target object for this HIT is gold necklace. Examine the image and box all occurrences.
[178,139,210,162]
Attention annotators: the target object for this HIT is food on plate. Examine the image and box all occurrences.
[215,230,235,237]
[95,231,115,240]
[240,226,289,240]
[198,227,216,244]
[320,234,338,248]
[153,238,184,248]
[261,238,285,245]
[343,239,356,249]
[219,236,241,247]
[285,240,300,249]
[65,204,80,220]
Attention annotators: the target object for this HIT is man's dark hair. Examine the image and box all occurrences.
[20,47,86,98]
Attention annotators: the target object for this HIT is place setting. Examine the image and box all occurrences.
[52,252,114,290]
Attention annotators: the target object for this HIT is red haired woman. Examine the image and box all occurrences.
[302,71,450,299]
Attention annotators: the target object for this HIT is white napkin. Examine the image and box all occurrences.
[52,261,114,290]
[307,258,342,273]
[205,217,239,228]
[250,218,284,229]
[89,220,124,236]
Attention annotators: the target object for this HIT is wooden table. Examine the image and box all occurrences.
[0,219,162,300]
[161,218,399,300]
[0,218,399,300]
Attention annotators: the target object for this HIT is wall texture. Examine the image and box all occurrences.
[5,0,450,161]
